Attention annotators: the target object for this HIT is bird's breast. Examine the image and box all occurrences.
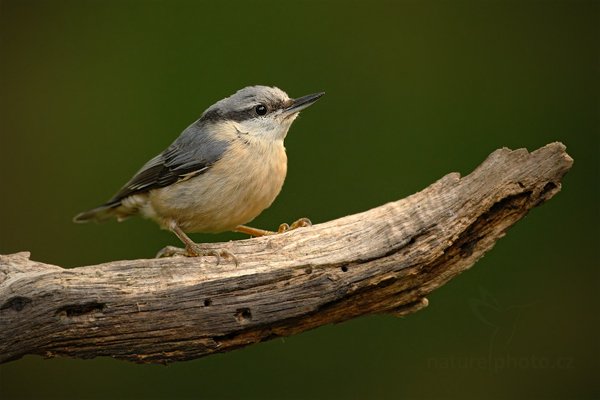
[148,139,288,233]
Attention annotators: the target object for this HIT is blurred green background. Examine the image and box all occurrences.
[0,0,598,399]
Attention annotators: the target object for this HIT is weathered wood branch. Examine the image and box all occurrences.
[0,143,572,364]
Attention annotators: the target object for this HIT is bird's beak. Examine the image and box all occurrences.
[283,92,325,116]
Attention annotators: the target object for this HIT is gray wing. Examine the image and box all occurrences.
[106,122,230,205]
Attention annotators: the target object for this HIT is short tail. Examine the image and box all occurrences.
[73,203,120,223]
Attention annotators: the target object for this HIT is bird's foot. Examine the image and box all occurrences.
[156,244,238,266]
[156,245,185,258]
[186,244,239,266]
[277,217,312,233]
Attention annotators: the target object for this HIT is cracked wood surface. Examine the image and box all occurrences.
[0,142,573,364]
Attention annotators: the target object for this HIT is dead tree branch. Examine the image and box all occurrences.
[0,142,573,364]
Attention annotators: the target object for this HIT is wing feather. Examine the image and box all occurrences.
[106,122,230,205]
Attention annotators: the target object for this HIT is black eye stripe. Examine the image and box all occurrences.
[200,100,285,123]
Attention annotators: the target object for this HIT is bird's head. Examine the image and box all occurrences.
[200,85,324,141]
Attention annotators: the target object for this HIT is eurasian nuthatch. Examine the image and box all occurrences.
[74,85,324,261]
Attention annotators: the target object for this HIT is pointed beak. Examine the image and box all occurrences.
[283,92,325,116]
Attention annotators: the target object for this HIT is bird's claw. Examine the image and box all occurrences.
[186,245,239,266]
[156,245,238,266]
[156,245,186,258]
[278,217,312,233]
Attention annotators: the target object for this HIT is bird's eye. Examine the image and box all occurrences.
[255,104,268,116]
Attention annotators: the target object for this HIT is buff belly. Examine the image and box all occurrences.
[142,140,287,233]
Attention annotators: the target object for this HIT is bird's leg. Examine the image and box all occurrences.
[235,218,312,237]
[156,221,238,265]
[234,225,276,237]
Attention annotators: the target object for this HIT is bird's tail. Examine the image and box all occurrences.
[73,203,120,223]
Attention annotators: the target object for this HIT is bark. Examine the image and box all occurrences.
[0,142,573,364]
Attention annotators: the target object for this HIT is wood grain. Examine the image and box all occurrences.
[0,142,573,364]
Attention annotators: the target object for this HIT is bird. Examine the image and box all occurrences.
[74,85,324,262]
